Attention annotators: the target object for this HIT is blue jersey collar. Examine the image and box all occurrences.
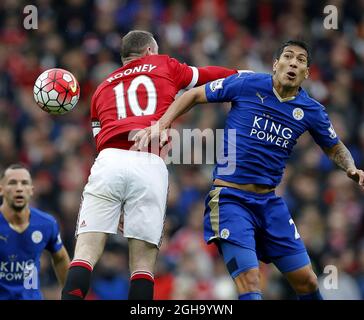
[270,76,303,103]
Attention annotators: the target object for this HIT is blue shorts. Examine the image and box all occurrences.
[204,186,310,276]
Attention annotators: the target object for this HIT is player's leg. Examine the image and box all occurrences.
[217,240,262,300]
[62,149,126,300]
[62,232,107,300]
[61,192,121,300]
[128,238,159,299]
[282,263,322,300]
[122,150,168,300]
[204,187,262,300]
[263,195,323,300]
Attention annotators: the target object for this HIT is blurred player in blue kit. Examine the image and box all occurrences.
[0,164,70,299]
[135,40,364,300]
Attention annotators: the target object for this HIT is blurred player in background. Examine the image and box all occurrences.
[0,164,70,300]
[135,40,364,300]
[61,30,240,300]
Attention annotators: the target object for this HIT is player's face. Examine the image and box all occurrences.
[273,45,309,88]
[0,169,34,212]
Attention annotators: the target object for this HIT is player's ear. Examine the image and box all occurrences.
[145,46,156,56]
[139,46,150,57]
[305,67,309,79]
[273,59,278,73]
[146,45,158,56]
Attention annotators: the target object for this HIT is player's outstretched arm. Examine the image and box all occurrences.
[134,85,208,149]
[323,141,364,188]
[51,246,71,287]
[160,85,207,128]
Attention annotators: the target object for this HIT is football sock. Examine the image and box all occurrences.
[297,289,323,300]
[61,259,93,300]
[239,292,263,300]
[128,270,154,300]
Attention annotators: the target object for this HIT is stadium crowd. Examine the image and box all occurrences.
[1,0,364,299]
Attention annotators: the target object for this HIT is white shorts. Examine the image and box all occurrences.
[76,148,168,247]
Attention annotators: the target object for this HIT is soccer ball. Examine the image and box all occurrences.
[33,68,80,115]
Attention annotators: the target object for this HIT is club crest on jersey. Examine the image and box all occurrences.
[220,228,230,239]
[31,231,43,244]
[292,108,304,120]
[209,78,224,92]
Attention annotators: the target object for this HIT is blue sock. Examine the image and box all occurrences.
[239,292,262,300]
[297,289,323,300]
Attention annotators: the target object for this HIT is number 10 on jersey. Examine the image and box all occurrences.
[113,75,157,119]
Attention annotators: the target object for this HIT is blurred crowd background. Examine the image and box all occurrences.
[1,0,364,300]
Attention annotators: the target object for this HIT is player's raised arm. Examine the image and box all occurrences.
[167,56,241,90]
[322,141,364,188]
[134,85,208,149]
[160,72,247,130]
[161,85,208,128]
[134,72,247,149]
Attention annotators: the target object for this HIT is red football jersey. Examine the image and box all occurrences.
[91,54,236,152]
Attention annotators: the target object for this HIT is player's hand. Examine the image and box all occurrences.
[347,168,364,188]
[133,122,169,150]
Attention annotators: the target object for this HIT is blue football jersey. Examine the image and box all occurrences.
[0,208,63,300]
[205,73,339,186]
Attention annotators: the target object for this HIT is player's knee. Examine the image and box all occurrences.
[73,244,98,266]
[73,234,106,266]
[128,238,158,273]
[234,268,260,293]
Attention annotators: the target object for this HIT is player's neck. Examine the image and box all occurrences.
[0,204,30,227]
[122,51,157,65]
[273,78,299,99]
[122,55,143,66]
